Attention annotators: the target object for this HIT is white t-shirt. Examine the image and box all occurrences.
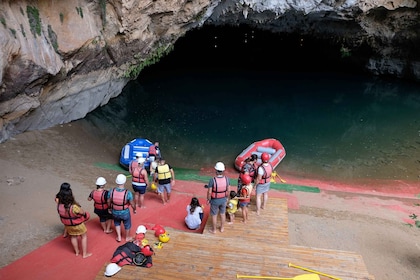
[184,205,203,230]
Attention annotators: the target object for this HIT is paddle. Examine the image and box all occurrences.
[271,171,286,183]
[236,273,320,280]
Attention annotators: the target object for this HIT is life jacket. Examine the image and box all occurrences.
[92,190,108,210]
[110,189,128,211]
[148,145,157,156]
[129,160,139,174]
[111,242,140,266]
[240,163,256,180]
[157,164,171,180]
[111,242,153,267]
[240,184,253,202]
[258,163,273,184]
[132,167,146,184]
[57,204,85,226]
[211,176,229,199]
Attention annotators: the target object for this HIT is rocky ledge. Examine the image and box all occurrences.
[0,0,418,142]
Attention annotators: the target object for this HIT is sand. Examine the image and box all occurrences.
[0,121,420,279]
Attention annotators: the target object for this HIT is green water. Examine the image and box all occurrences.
[82,26,420,183]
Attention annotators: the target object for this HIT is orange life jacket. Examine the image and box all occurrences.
[132,167,146,184]
[57,204,85,226]
[92,190,108,210]
[110,189,128,211]
[211,176,229,199]
[259,163,273,184]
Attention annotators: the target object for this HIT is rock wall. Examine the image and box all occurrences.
[0,0,418,142]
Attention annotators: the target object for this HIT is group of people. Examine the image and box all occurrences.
[201,152,273,234]
[55,142,273,257]
[55,141,179,257]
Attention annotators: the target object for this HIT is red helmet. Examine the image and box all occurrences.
[261,152,270,163]
[240,173,252,185]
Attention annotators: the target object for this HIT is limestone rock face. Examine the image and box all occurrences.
[0,0,418,142]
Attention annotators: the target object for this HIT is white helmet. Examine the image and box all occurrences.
[214,162,225,171]
[115,174,126,185]
[135,152,142,157]
[95,177,107,186]
[137,157,146,164]
[104,263,121,276]
[136,225,147,234]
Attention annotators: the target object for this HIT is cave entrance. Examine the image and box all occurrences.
[140,24,369,76]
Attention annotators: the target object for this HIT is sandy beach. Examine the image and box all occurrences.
[1,121,420,279]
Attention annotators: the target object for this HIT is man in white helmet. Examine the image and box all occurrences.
[205,162,230,234]
[107,174,135,242]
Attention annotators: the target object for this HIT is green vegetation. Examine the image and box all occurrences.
[48,24,59,52]
[20,24,26,37]
[59,12,64,24]
[100,0,107,27]
[0,17,6,27]
[76,7,84,19]
[27,5,41,37]
[123,45,174,79]
[9,28,16,38]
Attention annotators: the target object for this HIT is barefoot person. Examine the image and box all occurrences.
[205,162,231,233]
[153,157,175,205]
[255,152,273,215]
[56,182,92,258]
[87,177,113,233]
[237,173,253,223]
[129,157,149,209]
[108,174,136,242]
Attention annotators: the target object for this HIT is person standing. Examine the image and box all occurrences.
[129,157,149,209]
[108,174,136,242]
[148,141,161,162]
[153,157,175,205]
[237,173,253,223]
[255,152,273,215]
[205,162,230,234]
[87,177,113,233]
[148,142,161,176]
[56,182,92,258]
[237,154,257,195]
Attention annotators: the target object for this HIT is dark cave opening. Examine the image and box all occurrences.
[141,24,373,76]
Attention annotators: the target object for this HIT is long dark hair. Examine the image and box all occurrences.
[57,182,80,209]
[189,197,200,214]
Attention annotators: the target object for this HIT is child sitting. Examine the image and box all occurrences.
[185,197,204,230]
[226,191,238,224]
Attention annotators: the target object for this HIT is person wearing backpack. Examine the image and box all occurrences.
[108,174,136,242]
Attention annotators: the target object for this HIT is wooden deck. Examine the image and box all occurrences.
[95,198,375,280]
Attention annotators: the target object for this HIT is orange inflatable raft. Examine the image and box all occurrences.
[234,138,286,171]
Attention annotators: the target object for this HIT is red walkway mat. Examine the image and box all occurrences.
[0,181,211,280]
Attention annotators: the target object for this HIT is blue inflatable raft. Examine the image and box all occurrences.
[119,138,153,170]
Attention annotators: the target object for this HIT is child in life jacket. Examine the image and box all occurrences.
[226,191,238,224]
[237,174,253,223]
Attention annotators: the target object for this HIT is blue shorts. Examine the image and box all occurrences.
[112,210,131,230]
[210,197,227,216]
[158,183,171,194]
[132,184,147,194]
[239,201,250,208]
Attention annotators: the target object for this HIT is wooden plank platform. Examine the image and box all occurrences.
[95,198,375,280]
